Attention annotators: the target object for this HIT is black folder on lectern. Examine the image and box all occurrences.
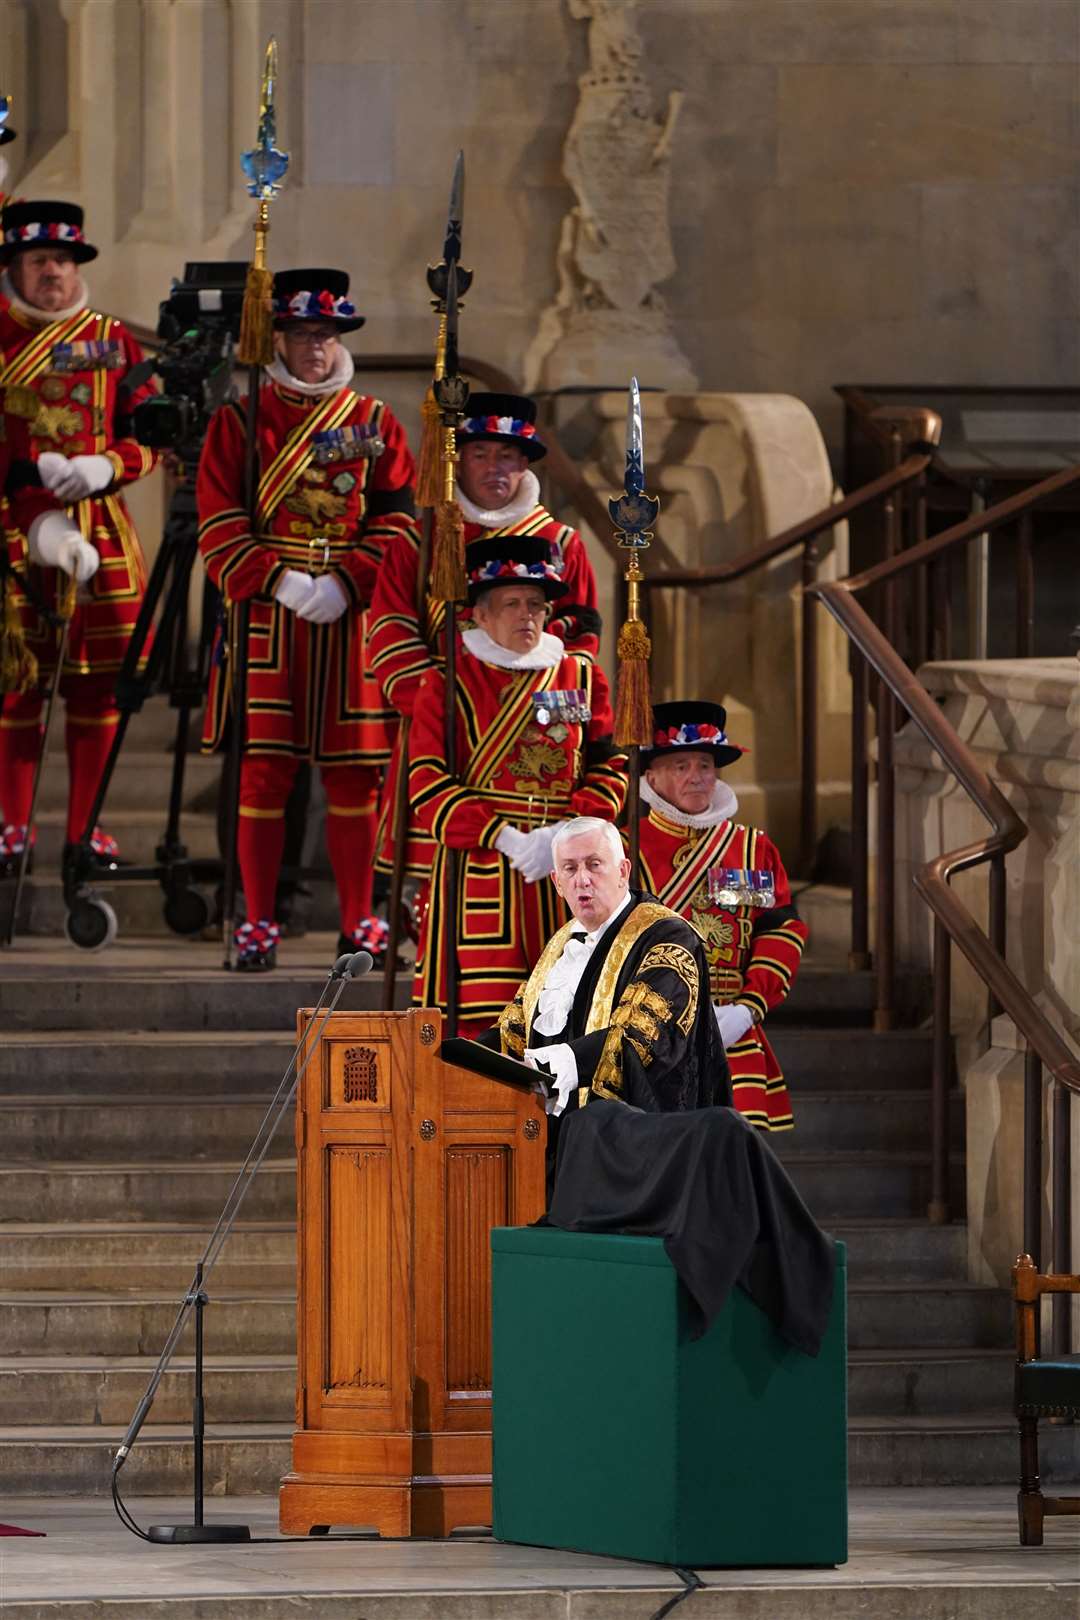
[440,1038,542,1095]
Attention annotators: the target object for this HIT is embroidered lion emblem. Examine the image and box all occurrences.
[507,742,564,786]
[284,485,349,527]
[30,403,84,442]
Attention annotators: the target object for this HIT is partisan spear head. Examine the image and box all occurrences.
[608,376,659,546]
[433,261,469,417]
[0,92,15,143]
[427,149,474,307]
[240,37,290,201]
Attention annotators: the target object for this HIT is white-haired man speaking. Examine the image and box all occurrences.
[486,816,732,1121]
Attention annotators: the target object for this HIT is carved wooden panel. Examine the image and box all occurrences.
[328,1040,389,1110]
[444,1146,509,1393]
[326,1146,391,1394]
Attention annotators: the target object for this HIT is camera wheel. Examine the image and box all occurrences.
[64,893,119,952]
[163,886,210,936]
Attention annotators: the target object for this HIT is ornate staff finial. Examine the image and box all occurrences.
[416,151,473,513]
[237,37,290,366]
[611,376,657,749]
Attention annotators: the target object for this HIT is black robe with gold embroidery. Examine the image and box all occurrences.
[493,893,732,1114]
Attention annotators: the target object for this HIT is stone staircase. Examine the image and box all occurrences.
[1,696,1077,1499]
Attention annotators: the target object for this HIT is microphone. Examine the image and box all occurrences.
[331,949,374,979]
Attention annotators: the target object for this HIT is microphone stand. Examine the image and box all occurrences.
[110,949,373,1545]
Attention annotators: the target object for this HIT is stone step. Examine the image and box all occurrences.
[0,1290,294,1356]
[782,1090,960,1152]
[845,1280,1010,1351]
[827,1219,968,1281]
[769,1028,934,1091]
[0,1088,959,1161]
[0,1345,1015,1429]
[0,951,397,1032]
[7,873,342,939]
[847,1347,1014,1418]
[0,1222,295,1290]
[0,1160,295,1223]
[770,965,930,1028]
[0,1353,294,1425]
[33,751,220,815]
[0,1032,298,1095]
[4,1415,1077,1496]
[26,808,219,867]
[0,1095,299,1162]
[778,1149,965,1220]
[0,1278,1007,1360]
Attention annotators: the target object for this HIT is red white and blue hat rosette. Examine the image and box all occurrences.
[642,700,744,769]
[271,267,365,332]
[465,535,567,604]
[0,200,98,263]
[458,391,546,462]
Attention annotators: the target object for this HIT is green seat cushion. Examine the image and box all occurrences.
[1018,1353,1080,1415]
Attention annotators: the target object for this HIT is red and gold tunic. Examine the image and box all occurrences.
[639,807,808,1130]
[368,505,599,877]
[410,636,626,1033]
[0,303,159,673]
[197,379,418,763]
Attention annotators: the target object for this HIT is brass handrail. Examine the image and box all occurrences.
[638,453,932,590]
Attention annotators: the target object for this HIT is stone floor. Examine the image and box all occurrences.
[0,1488,1076,1619]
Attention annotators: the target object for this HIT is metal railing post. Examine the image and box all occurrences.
[1024,1047,1043,1273]
[929,916,952,1224]
[874,431,902,1032]
[799,538,819,877]
[1052,1082,1072,1354]
[849,651,871,970]
[967,476,991,658]
[1016,509,1035,658]
[988,852,1006,1025]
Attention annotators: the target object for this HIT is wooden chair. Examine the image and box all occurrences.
[1013,1253,1080,1545]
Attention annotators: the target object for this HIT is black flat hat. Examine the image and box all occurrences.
[272,267,366,333]
[642,700,744,770]
[458,391,546,463]
[1,199,97,263]
[466,535,568,605]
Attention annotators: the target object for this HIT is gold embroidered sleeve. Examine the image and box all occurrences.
[591,980,675,1098]
[639,942,699,1035]
[498,990,527,1059]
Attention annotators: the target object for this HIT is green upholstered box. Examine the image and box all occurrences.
[491,1227,847,1567]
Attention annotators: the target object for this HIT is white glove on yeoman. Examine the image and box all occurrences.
[714,1001,754,1049]
[296,574,349,624]
[525,1043,579,1116]
[515,821,565,883]
[27,510,99,583]
[274,569,317,613]
[36,451,114,504]
[495,826,530,866]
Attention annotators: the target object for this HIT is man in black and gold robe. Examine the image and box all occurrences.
[488,815,731,1118]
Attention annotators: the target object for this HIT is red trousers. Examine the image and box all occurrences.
[238,754,379,933]
[0,672,119,842]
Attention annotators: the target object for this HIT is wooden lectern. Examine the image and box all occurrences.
[278,1007,546,1536]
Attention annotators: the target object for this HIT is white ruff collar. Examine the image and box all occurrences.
[266,346,355,397]
[1,269,90,324]
[457,467,541,529]
[642,774,740,829]
[462,624,563,671]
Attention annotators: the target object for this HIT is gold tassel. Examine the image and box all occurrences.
[614,616,653,747]
[415,386,443,509]
[237,263,275,367]
[0,571,37,694]
[431,500,466,603]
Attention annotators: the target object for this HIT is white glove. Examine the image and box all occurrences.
[36,451,114,503]
[714,1001,755,1049]
[495,826,529,866]
[274,569,317,613]
[295,573,349,624]
[495,822,564,883]
[525,1043,579,1116]
[27,510,99,583]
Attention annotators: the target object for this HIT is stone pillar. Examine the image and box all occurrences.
[892,656,1080,1287]
[565,389,851,864]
